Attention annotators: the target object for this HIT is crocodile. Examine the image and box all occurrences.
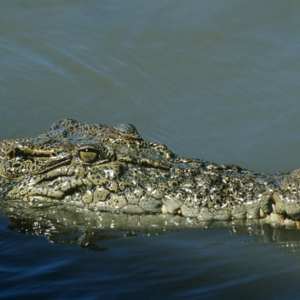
[1,119,300,226]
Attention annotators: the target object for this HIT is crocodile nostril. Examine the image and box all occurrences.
[7,150,15,159]
[6,147,26,160]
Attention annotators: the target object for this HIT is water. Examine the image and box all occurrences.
[1,1,300,299]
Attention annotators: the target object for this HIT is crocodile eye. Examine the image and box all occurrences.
[79,149,99,163]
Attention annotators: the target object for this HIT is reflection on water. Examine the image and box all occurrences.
[1,0,300,298]
[2,200,300,253]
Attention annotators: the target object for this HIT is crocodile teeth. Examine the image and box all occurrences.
[259,208,266,218]
[161,205,168,214]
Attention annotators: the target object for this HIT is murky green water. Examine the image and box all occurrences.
[1,1,300,299]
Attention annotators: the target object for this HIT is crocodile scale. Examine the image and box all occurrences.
[1,119,300,223]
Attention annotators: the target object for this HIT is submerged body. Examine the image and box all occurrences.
[0,119,300,225]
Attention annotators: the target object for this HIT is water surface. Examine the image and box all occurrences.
[1,1,300,299]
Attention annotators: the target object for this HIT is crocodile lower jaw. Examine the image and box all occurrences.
[7,194,300,229]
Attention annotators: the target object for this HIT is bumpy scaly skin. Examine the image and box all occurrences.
[1,119,300,224]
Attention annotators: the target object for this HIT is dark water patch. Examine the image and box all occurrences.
[1,206,300,299]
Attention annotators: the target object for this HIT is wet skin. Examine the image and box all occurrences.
[1,119,300,225]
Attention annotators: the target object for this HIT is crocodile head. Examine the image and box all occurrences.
[0,119,188,214]
[1,119,300,225]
